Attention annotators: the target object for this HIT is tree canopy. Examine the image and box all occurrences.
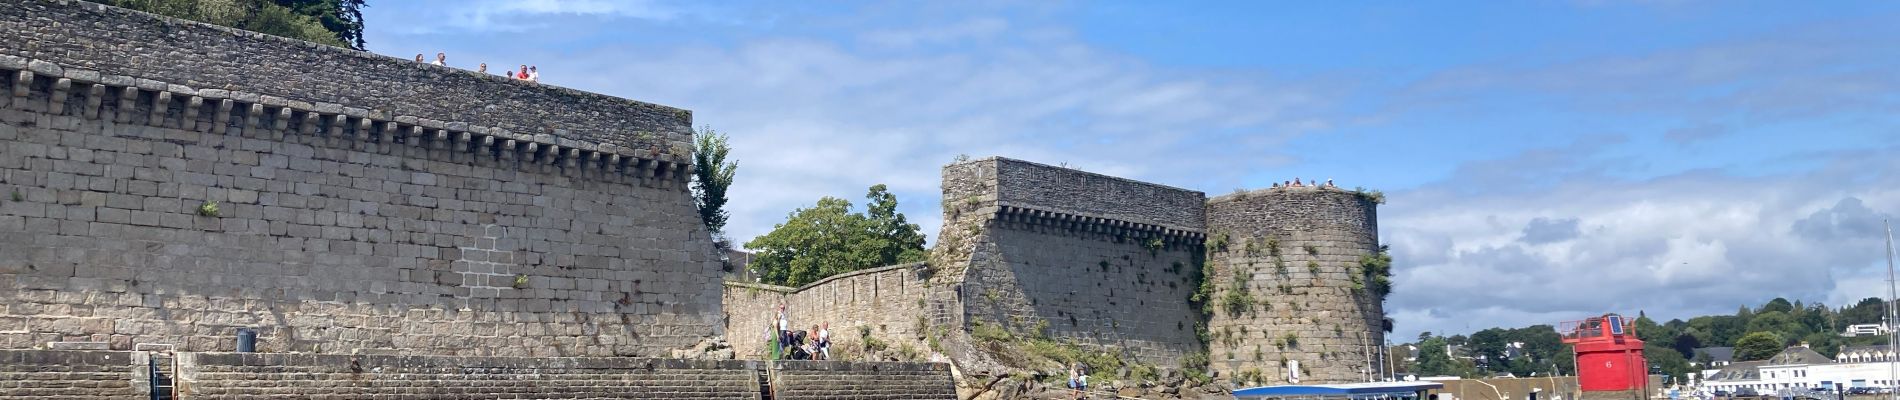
[691,126,737,247]
[743,184,927,287]
[86,0,368,50]
[1404,296,1898,380]
[1733,332,1783,361]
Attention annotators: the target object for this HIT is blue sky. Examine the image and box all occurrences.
[362,0,1900,341]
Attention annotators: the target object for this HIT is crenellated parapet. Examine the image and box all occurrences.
[0,56,692,189]
[2,0,695,188]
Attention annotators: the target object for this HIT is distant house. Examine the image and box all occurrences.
[1836,345,1893,363]
[1693,347,1735,368]
[1840,323,1890,337]
[1699,344,1900,394]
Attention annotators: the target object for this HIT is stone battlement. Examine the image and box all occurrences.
[2,0,694,184]
[943,157,1207,244]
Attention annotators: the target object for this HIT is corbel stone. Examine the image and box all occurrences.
[522,142,540,166]
[417,126,436,159]
[12,71,34,110]
[272,108,292,139]
[477,135,495,164]
[585,151,603,178]
[212,99,233,134]
[452,131,470,163]
[380,122,399,154]
[84,84,104,119]
[500,139,519,165]
[241,104,262,137]
[183,96,203,127]
[48,78,71,115]
[149,91,171,126]
[606,154,625,182]
[299,112,319,138]
[116,87,138,123]
[326,114,348,147]
[564,148,582,175]
[354,118,372,151]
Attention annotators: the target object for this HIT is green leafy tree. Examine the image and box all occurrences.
[691,126,737,244]
[1759,298,1795,314]
[1644,342,1691,383]
[1840,297,1888,325]
[85,0,368,50]
[1732,332,1782,361]
[744,185,926,286]
[1414,336,1462,377]
[1744,311,1807,340]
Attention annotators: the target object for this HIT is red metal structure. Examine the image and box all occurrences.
[1559,314,1647,393]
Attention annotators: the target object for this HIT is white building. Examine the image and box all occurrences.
[1700,345,1900,394]
[1842,323,1891,337]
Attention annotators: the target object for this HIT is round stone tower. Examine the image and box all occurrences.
[1202,186,1385,384]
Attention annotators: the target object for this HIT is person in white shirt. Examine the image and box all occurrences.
[432,52,446,67]
[817,323,831,360]
[527,66,540,82]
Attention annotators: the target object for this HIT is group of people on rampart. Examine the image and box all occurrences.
[772,303,831,361]
[414,52,539,82]
[1271,177,1336,189]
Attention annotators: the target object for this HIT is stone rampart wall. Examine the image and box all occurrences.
[945,157,1206,235]
[0,51,724,356]
[937,158,1205,371]
[770,361,957,400]
[3,0,693,154]
[1202,187,1384,383]
[0,350,960,400]
[174,353,760,399]
[722,263,944,362]
[0,350,147,399]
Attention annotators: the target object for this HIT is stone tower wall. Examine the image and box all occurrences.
[1203,187,1384,384]
[937,157,1206,369]
[0,0,724,357]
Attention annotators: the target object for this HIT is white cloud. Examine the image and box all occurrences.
[1383,146,1900,340]
[543,26,1340,245]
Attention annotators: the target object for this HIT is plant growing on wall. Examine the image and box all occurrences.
[1352,186,1387,204]
[1143,237,1164,256]
[1358,245,1394,301]
[692,126,737,247]
[8,188,20,202]
[197,201,220,217]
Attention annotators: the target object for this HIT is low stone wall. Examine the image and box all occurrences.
[723,263,943,361]
[771,360,956,400]
[0,349,147,399]
[0,350,960,399]
[175,353,761,399]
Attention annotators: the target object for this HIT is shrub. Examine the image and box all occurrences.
[197,201,220,217]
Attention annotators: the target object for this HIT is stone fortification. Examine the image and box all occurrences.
[175,353,761,399]
[0,0,723,357]
[0,349,961,399]
[938,157,1207,369]
[770,361,957,400]
[0,349,149,399]
[722,263,948,361]
[3,0,694,154]
[1203,187,1385,383]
